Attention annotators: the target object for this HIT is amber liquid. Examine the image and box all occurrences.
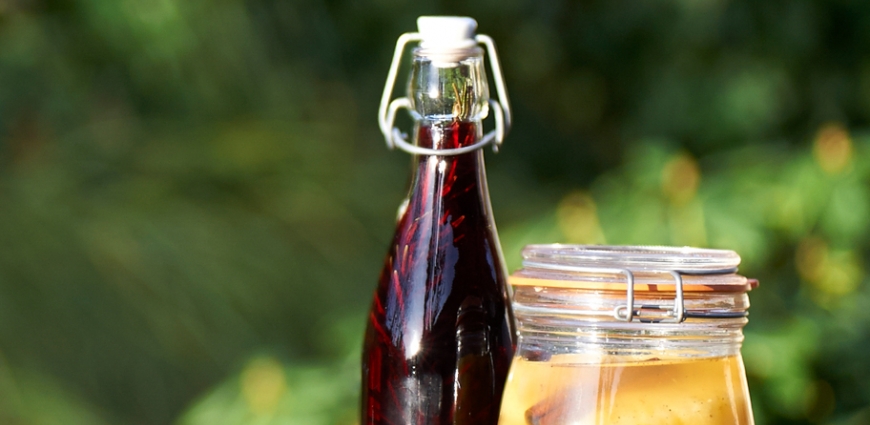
[499,355,754,425]
[361,121,515,425]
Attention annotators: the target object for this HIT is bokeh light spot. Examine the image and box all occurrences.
[796,237,862,300]
[241,357,287,416]
[813,122,852,174]
[796,236,828,283]
[661,153,700,205]
[804,380,836,423]
[556,191,606,244]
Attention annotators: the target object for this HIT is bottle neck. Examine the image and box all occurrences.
[400,47,496,234]
[398,119,498,262]
[414,120,483,150]
[406,46,490,172]
[408,46,490,125]
[407,121,488,203]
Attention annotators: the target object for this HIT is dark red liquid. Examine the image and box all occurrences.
[361,121,515,425]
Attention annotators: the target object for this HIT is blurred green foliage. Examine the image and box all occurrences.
[1,0,870,424]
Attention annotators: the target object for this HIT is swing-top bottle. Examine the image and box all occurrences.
[361,16,515,425]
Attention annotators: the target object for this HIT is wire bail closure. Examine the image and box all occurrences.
[520,262,686,323]
[377,32,512,156]
[519,262,751,323]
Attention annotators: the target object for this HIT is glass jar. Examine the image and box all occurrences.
[498,245,757,425]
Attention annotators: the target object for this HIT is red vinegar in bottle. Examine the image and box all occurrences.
[362,16,515,425]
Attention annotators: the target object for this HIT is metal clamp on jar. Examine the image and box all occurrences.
[498,245,758,425]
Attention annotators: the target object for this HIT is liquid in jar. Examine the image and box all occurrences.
[499,354,753,425]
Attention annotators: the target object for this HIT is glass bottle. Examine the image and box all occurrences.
[499,245,757,425]
[361,16,515,425]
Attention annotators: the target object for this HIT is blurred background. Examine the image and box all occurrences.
[0,0,869,424]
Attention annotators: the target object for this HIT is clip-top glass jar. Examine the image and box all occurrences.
[498,245,757,425]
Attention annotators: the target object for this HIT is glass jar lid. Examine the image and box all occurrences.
[511,244,756,293]
[511,245,757,323]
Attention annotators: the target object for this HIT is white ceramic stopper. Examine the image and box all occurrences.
[417,16,478,50]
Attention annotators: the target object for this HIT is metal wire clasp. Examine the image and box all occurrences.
[613,270,686,323]
[377,33,512,156]
[520,263,688,323]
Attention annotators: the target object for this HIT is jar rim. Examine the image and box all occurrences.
[513,244,756,293]
[523,244,740,271]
